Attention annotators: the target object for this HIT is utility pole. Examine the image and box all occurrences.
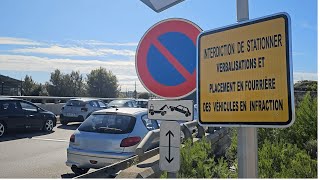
[134,81,137,99]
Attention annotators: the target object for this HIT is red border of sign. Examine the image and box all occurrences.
[136,18,202,99]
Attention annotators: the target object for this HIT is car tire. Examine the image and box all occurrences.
[43,119,54,132]
[71,166,89,176]
[0,121,6,137]
[60,119,68,125]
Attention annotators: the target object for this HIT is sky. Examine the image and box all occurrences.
[0,0,317,93]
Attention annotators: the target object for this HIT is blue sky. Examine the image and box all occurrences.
[0,0,317,92]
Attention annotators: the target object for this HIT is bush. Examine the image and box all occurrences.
[258,92,317,150]
[259,140,317,178]
[178,138,236,178]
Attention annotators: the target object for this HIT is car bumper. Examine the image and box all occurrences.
[66,147,135,169]
[60,114,84,122]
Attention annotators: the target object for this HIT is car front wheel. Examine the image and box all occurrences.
[0,121,6,137]
[43,119,54,132]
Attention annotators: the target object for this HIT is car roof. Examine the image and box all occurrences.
[68,98,100,102]
[93,108,147,116]
[109,99,134,103]
[0,97,18,101]
[135,99,148,101]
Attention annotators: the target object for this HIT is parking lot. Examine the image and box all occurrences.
[0,122,93,178]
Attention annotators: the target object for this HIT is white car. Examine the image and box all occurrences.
[60,98,107,125]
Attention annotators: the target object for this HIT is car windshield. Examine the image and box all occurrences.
[78,114,136,134]
[107,100,125,107]
[66,100,86,107]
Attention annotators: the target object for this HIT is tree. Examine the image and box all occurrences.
[138,92,150,99]
[87,67,120,97]
[46,69,86,96]
[22,75,37,95]
[22,75,46,96]
[47,69,64,96]
[70,71,87,96]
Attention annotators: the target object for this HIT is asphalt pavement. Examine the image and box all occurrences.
[0,122,94,178]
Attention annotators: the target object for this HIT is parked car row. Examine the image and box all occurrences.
[0,97,161,176]
[0,98,151,138]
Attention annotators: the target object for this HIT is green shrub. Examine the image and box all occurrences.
[178,138,236,178]
[259,140,317,178]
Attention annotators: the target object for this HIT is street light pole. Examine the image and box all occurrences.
[236,0,258,178]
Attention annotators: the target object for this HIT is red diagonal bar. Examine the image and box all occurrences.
[152,39,193,80]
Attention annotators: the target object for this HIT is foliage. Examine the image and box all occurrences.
[258,92,317,151]
[294,80,317,91]
[87,67,120,98]
[46,69,86,97]
[258,140,317,178]
[178,138,236,178]
[225,128,238,167]
[22,75,48,96]
[256,92,317,178]
[138,92,150,99]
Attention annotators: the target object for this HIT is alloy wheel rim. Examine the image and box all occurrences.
[0,123,4,136]
[45,120,53,131]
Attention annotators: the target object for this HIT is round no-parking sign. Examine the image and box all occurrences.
[136,18,202,99]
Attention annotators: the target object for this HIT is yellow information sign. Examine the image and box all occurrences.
[197,13,294,127]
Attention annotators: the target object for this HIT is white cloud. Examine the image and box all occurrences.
[10,45,136,57]
[293,72,318,82]
[0,37,42,46]
[11,46,103,56]
[0,54,148,90]
[72,40,138,46]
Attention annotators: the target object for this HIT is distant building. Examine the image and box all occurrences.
[0,74,22,96]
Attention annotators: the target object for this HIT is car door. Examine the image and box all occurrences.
[19,101,43,129]
[1,101,26,130]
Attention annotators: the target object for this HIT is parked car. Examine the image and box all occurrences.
[66,108,160,175]
[60,98,107,125]
[0,98,57,137]
[106,99,137,108]
[135,99,148,108]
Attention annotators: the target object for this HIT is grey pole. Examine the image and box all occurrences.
[236,0,258,178]
[167,172,177,178]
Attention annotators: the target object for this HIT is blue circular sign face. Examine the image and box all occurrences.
[136,18,202,99]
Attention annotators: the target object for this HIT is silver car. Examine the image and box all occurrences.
[66,108,160,175]
[60,98,107,125]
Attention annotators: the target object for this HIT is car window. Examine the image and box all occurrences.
[131,101,137,107]
[0,101,22,114]
[97,101,106,108]
[78,114,136,134]
[127,102,133,107]
[20,102,37,112]
[108,100,124,107]
[66,100,85,107]
[141,114,159,130]
[89,101,98,107]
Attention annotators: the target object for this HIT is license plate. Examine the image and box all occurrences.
[66,113,77,117]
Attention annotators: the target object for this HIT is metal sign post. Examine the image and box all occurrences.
[236,0,258,178]
[147,100,193,178]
